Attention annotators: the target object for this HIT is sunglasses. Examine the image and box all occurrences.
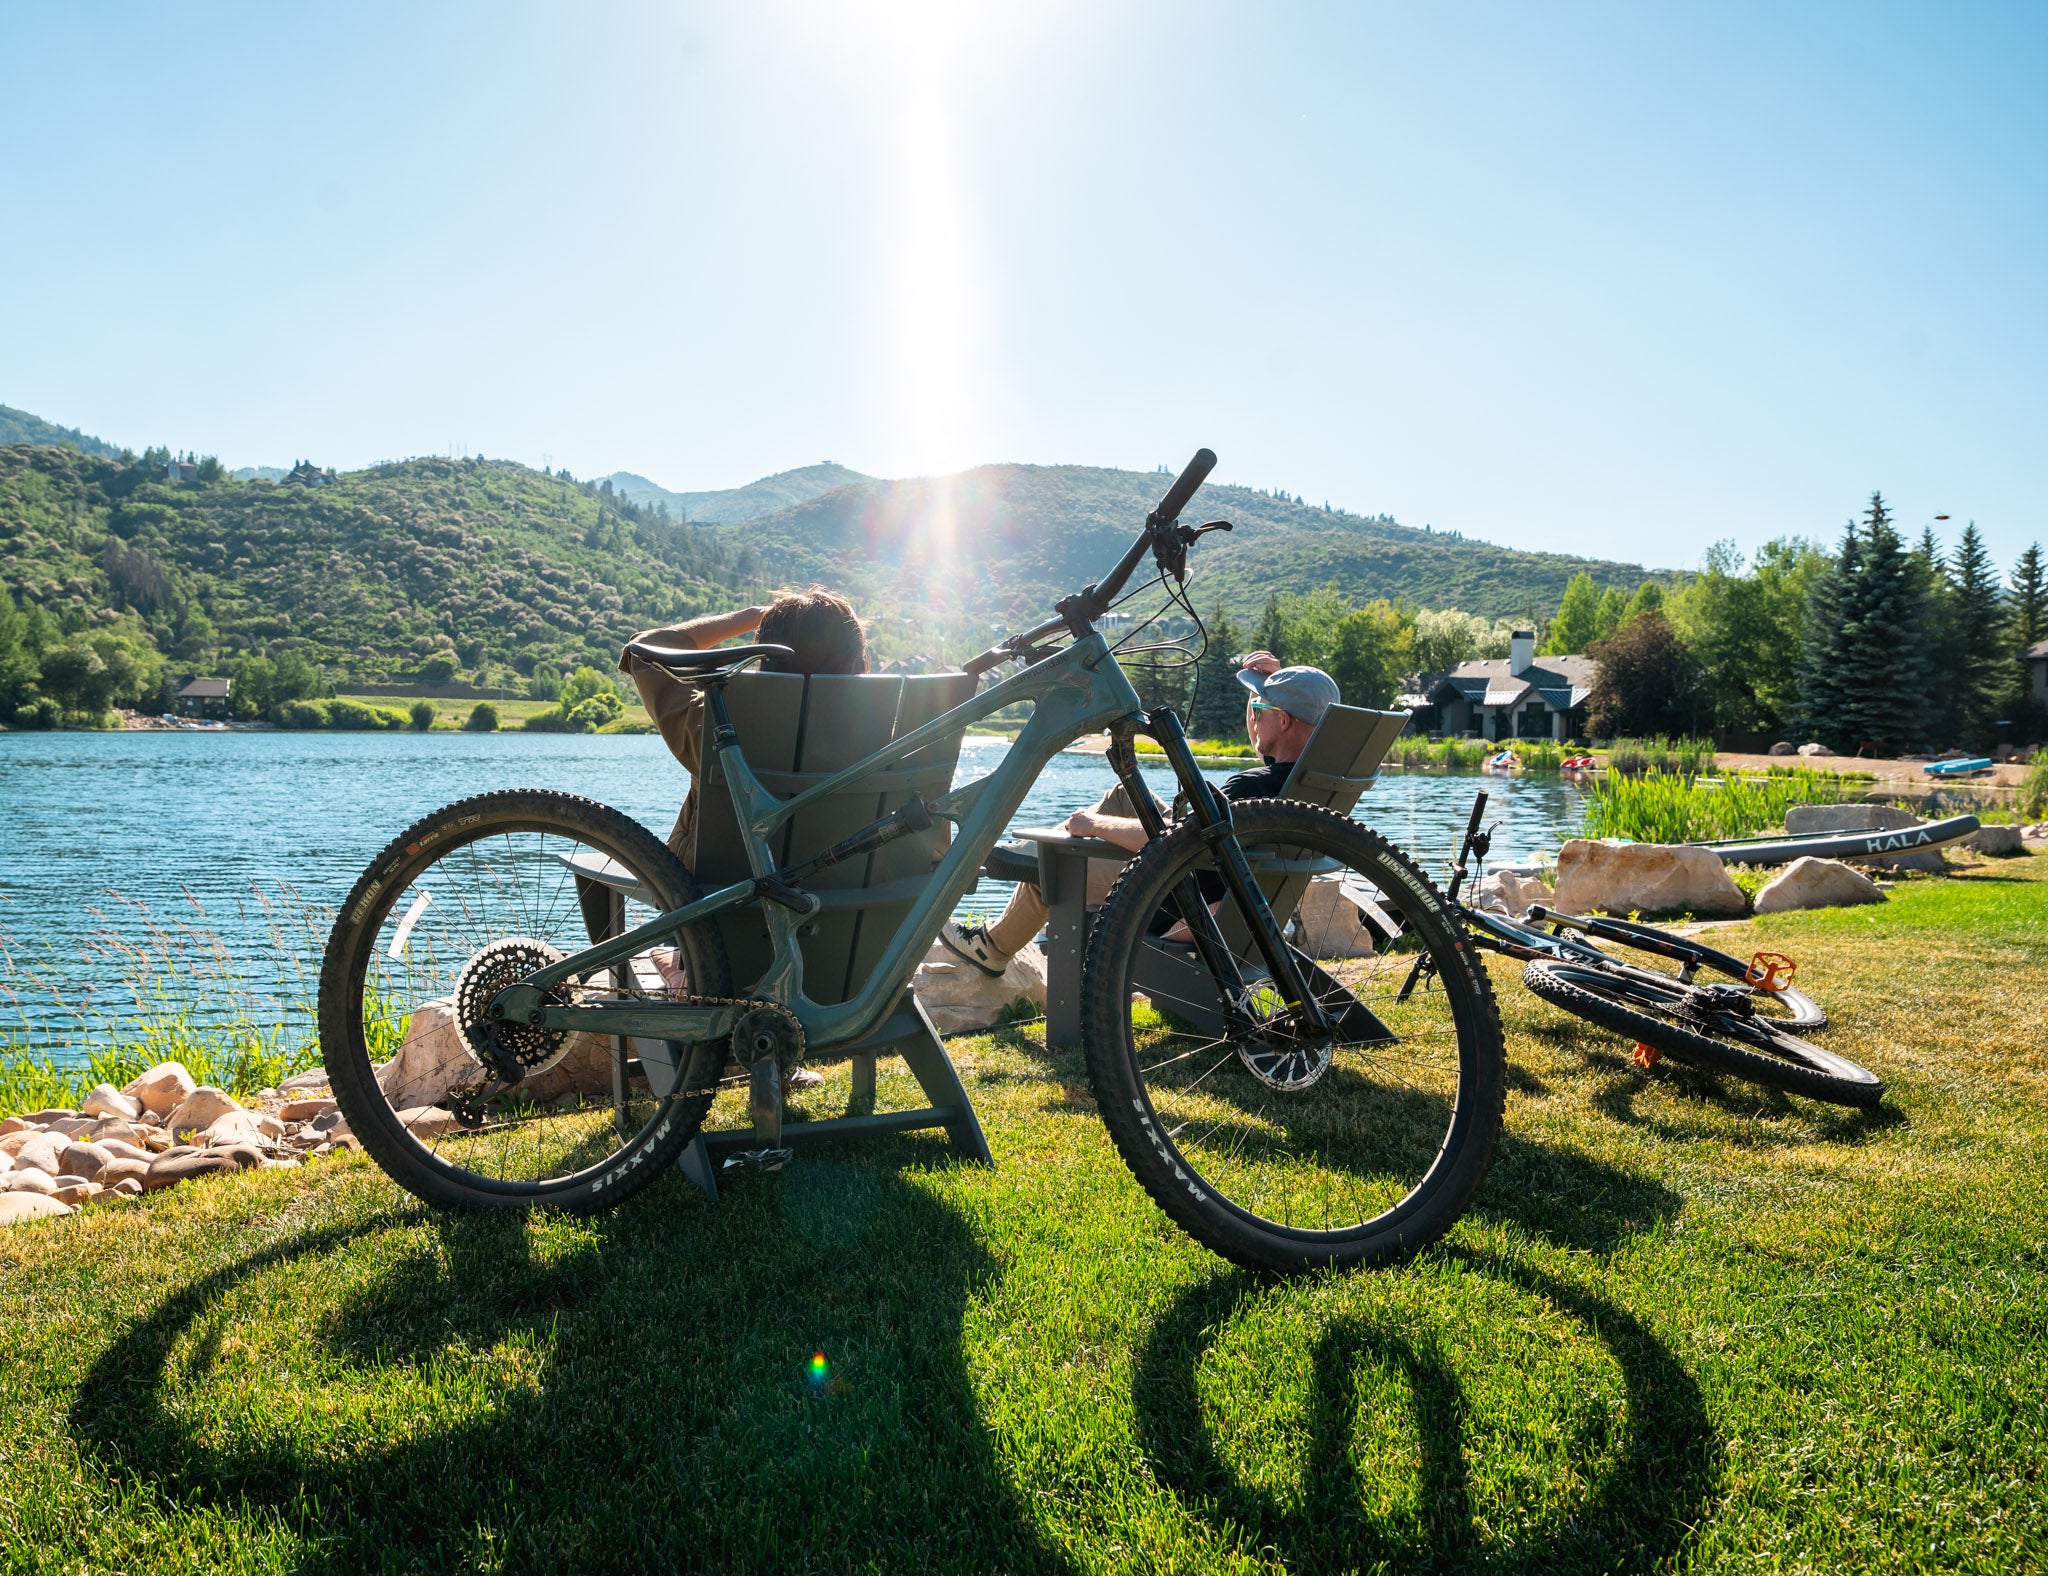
[1246,699,1281,715]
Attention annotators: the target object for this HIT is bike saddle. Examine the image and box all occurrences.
[622,641,794,674]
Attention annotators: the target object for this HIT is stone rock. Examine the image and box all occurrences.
[95,1157,150,1190]
[44,1116,95,1139]
[1754,857,1887,913]
[309,1109,353,1140]
[375,997,481,1110]
[1782,803,1946,871]
[255,1112,286,1139]
[0,1192,71,1224]
[19,1108,77,1126]
[85,1117,143,1145]
[1289,877,1381,957]
[121,1061,197,1118]
[0,1152,10,1173]
[95,1138,153,1165]
[164,1087,241,1139]
[11,1132,69,1176]
[107,1177,144,1198]
[52,1181,97,1207]
[0,1116,33,1136]
[211,1142,267,1171]
[136,1126,175,1153]
[6,1169,58,1196]
[202,1110,270,1149]
[144,1150,238,1191]
[1471,869,1555,920]
[57,1142,116,1182]
[280,1097,336,1122]
[1767,741,1796,756]
[1967,825,2024,856]
[1552,840,1747,918]
[80,1083,143,1122]
[0,1132,35,1158]
[395,1107,459,1140]
[1797,742,1829,757]
[278,1068,333,1093]
[911,939,1048,1035]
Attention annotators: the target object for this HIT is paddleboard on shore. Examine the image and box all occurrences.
[1696,814,1981,866]
[1922,757,1993,776]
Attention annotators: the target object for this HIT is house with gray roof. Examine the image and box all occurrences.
[2026,639,2048,708]
[1409,631,1595,742]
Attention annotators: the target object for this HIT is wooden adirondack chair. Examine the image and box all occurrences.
[567,669,991,1198]
[993,705,1412,1047]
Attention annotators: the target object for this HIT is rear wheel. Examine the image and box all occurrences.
[1521,958,1881,1108]
[317,790,732,1212]
[1082,801,1506,1274]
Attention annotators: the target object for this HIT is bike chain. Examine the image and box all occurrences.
[445,990,805,1121]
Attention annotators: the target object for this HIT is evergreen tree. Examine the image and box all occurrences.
[1188,603,1247,738]
[1621,581,1665,623]
[1947,523,2007,745]
[1253,594,1287,664]
[1542,571,1600,655]
[1796,520,1860,749]
[2008,543,2046,736]
[1593,587,1628,641]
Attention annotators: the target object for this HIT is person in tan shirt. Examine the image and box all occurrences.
[618,588,868,864]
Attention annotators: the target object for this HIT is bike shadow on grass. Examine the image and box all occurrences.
[1578,1047,1908,1147]
[67,1149,1075,1575]
[1130,1249,1716,1575]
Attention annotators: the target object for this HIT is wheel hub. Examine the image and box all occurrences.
[1231,985,1333,1092]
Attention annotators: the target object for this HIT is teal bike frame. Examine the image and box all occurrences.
[488,630,1148,1054]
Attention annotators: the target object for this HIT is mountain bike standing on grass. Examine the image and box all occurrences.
[319,450,1509,1274]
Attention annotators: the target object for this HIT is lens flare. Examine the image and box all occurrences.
[807,1350,829,1386]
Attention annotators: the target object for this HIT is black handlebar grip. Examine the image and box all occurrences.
[1151,448,1217,526]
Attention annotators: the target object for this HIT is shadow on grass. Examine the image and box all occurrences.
[1132,1251,1716,1574]
[68,1154,1072,1574]
[1585,1052,1908,1146]
[1473,1131,1683,1253]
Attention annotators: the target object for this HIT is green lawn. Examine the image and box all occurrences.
[3,859,2044,1572]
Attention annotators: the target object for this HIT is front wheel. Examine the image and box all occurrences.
[1082,801,1506,1274]
[317,789,733,1212]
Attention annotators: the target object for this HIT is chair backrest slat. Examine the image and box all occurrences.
[694,670,970,1007]
[1217,703,1408,950]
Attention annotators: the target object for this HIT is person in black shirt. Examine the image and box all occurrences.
[940,653,1341,974]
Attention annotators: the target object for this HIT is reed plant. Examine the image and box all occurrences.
[1578,766,1853,844]
[0,887,327,1117]
[1387,735,1490,770]
[1602,736,1718,777]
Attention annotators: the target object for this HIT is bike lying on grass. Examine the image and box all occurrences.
[319,450,1509,1274]
[1402,791,1884,1109]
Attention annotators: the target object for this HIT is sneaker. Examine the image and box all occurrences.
[939,919,1009,978]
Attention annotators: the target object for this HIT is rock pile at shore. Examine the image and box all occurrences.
[0,1061,354,1226]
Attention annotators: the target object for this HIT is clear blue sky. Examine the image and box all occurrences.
[3,2,2042,573]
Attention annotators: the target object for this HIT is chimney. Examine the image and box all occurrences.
[1509,630,1535,675]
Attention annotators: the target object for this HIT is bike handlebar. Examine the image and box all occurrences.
[960,447,1220,677]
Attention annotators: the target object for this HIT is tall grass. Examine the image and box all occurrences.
[0,887,327,1117]
[1578,766,1854,844]
[1603,736,1717,776]
[2019,750,2048,821]
[1387,736,1491,770]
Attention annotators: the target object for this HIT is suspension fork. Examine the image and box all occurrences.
[1109,712,1331,1034]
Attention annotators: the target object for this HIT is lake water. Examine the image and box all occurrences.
[0,731,1582,1050]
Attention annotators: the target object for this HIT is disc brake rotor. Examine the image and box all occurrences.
[1232,983,1334,1092]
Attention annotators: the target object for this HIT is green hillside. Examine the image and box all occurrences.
[606,462,869,524]
[698,464,1679,632]
[0,404,124,460]
[0,447,771,691]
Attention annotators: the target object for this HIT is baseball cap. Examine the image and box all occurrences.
[1236,664,1339,726]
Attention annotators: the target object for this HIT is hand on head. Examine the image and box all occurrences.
[1239,650,1283,677]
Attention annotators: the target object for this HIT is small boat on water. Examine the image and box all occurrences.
[1922,757,1993,777]
[1696,814,1981,866]
[1559,755,1598,772]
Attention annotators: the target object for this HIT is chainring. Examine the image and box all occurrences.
[729,1004,806,1070]
[454,937,574,1078]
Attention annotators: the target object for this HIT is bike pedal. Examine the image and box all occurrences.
[721,1146,795,1175]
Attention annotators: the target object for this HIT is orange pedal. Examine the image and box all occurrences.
[1745,951,1798,992]
[1632,1041,1663,1068]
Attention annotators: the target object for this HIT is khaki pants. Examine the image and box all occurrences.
[984,781,1164,955]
